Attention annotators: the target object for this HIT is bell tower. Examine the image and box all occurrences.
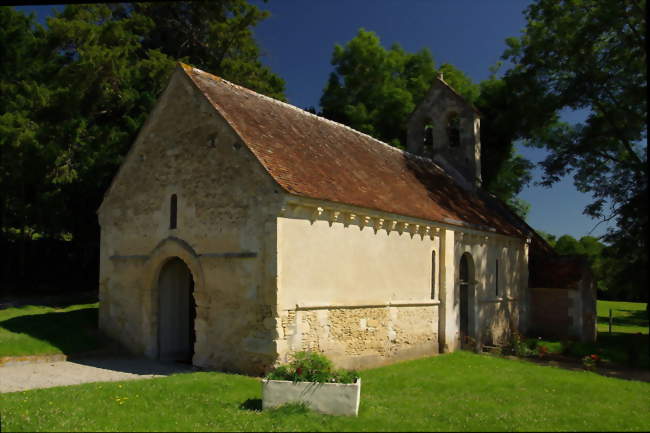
[406,75,482,189]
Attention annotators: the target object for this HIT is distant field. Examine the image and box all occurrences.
[597,300,648,334]
[0,303,100,357]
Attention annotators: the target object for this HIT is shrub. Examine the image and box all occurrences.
[509,331,536,357]
[266,351,359,384]
[582,354,600,371]
[537,345,549,358]
[560,339,574,355]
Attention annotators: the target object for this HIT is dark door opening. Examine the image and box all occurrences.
[158,257,195,363]
[459,253,471,349]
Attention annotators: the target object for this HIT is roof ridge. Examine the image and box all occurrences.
[186,64,444,164]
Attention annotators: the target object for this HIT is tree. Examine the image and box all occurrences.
[0,8,59,280]
[36,2,285,244]
[320,29,533,218]
[554,234,585,256]
[320,29,437,148]
[134,1,285,100]
[1,3,285,291]
[536,230,557,248]
[502,0,647,329]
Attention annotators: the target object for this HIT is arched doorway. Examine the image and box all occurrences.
[158,257,196,363]
[459,253,474,349]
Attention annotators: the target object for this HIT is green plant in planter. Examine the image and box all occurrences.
[266,351,359,384]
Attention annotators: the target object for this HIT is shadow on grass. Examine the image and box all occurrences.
[0,308,100,355]
[0,291,99,310]
[563,332,650,369]
[597,309,649,329]
[68,357,196,376]
[239,398,263,412]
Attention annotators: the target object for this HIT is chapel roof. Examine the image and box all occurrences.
[180,63,548,245]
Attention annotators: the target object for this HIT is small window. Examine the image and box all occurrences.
[447,113,460,147]
[495,259,500,297]
[170,194,178,229]
[423,121,434,151]
[431,250,436,299]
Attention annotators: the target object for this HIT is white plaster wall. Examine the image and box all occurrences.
[455,233,528,347]
[277,216,440,308]
[275,207,442,368]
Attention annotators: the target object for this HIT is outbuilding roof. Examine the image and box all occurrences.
[181,63,548,246]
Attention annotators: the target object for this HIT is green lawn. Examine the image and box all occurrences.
[597,300,648,334]
[1,351,649,432]
[0,303,100,357]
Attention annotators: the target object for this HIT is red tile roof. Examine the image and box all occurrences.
[181,63,549,243]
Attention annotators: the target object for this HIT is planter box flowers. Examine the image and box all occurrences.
[262,351,361,416]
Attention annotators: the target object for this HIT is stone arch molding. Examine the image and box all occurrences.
[141,236,206,358]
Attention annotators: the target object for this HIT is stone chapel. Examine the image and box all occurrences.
[97,63,595,374]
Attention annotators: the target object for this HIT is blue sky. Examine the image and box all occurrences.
[15,1,615,240]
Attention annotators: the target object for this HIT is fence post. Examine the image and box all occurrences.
[608,308,612,334]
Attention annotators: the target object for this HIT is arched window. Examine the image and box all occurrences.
[459,253,470,286]
[446,113,460,148]
[495,259,500,297]
[170,194,178,229]
[423,121,434,152]
[431,250,436,299]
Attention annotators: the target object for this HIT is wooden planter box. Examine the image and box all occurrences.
[261,378,361,416]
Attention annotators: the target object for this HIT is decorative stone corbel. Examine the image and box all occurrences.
[373,218,385,234]
[359,215,371,231]
[328,209,341,226]
[343,212,356,228]
[310,206,324,223]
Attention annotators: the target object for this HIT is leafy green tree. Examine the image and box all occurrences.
[547,233,613,295]
[502,0,647,309]
[535,230,557,248]
[35,2,284,245]
[0,8,59,280]
[475,75,534,218]
[134,1,285,100]
[554,234,585,256]
[319,29,533,218]
[320,29,437,147]
[1,3,285,290]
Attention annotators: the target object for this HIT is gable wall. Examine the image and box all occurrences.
[98,70,283,374]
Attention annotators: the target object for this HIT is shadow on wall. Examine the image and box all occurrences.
[0,308,101,355]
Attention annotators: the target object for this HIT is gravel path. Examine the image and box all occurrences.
[0,357,194,393]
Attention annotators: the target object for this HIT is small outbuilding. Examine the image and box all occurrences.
[97,63,594,374]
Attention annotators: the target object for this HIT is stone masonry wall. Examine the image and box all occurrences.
[98,68,283,375]
[278,305,439,370]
